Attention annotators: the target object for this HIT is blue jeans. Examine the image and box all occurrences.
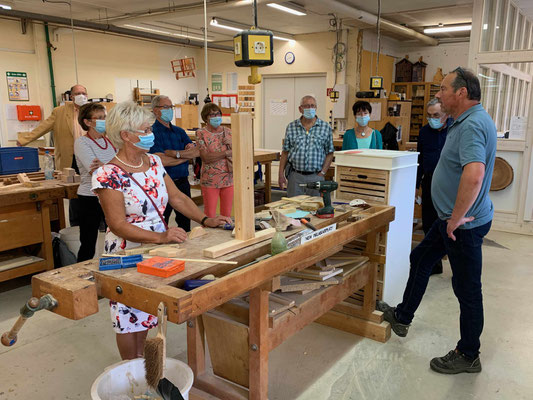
[395,218,492,359]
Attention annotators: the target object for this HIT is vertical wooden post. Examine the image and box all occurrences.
[40,200,54,271]
[248,287,269,400]
[362,231,379,314]
[187,317,206,376]
[231,113,255,241]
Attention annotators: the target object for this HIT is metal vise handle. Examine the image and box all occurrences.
[1,294,58,347]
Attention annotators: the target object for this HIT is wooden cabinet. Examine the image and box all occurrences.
[391,82,440,141]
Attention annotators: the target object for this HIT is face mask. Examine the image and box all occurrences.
[94,119,106,133]
[210,117,223,128]
[74,94,88,106]
[428,118,445,130]
[303,108,316,119]
[160,108,174,123]
[356,115,370,127]
[132,132,155,150]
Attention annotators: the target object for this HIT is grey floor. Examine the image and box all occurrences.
[1,229,533,400]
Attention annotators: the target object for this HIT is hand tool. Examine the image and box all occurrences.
[299,218,317,231]
[299,180,339,218]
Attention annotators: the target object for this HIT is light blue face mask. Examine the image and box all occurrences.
[132,131,155,150]
[356,115,370,127]
[94,119,106,133]
[303,108,316,119]
[160,108,174,123]
[210,116,223,128]
[428,118,445,130]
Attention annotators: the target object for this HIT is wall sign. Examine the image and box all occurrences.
[6,71,29,101]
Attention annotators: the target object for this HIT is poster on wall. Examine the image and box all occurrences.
[212,73,223,92]
[6,72,29,101]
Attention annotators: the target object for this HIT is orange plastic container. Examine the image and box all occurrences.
[137,256,185,278]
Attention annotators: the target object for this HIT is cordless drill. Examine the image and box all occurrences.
[299,180,339,218]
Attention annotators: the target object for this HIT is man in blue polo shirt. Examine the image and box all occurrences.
[378,67,496,374]
[150,95,199,231]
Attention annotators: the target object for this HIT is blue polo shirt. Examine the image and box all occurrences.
[150,119,192,180]
[431,104,497,229]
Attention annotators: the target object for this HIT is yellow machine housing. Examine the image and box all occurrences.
[234,29,274,84]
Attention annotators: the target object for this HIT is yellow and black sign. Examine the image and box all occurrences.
[234,29,274,67]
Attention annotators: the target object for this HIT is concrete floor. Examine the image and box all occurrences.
[1,229,533,400]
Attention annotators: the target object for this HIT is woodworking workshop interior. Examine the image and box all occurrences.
[1,0,533,399]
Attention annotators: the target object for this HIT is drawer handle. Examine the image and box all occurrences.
[357,174,368,179]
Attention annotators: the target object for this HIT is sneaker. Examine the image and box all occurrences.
[376,300,410,337]
[430,349,482,374]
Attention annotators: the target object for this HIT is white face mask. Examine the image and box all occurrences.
[73,94,88,106]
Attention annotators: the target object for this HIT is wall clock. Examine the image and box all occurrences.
[284,51,295,64]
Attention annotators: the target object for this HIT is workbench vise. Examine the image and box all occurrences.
[299,180,339,218]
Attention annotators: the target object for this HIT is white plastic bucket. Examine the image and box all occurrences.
[59,226,81,256]
[90,358,194,400]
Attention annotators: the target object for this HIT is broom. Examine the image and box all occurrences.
[144,303,185,400]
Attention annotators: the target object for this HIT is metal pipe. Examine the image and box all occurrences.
[44,23,57,107]
[0,9,233,51]
[327,0,438,46]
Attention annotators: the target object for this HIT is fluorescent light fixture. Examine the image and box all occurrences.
[267,2,306,16]
[124,24,211,41]
[0,4,12,9]
[424,24,472,34]
[210,17,294,41]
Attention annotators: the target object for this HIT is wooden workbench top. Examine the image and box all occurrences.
[0,179,79,206]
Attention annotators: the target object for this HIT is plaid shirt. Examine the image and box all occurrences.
[282,117,334,172]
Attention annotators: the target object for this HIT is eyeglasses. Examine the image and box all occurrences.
[208,112,222,117]
[132,127,153,135]
[300,104,316,109]
[155,105,173,110]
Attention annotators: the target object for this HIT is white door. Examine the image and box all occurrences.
[262,74,327,150]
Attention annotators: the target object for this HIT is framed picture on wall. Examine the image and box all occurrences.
[6,71,29,101]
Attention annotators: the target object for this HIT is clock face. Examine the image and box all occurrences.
[285,51,295,64]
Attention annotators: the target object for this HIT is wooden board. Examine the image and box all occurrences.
[203,228,276,259]
[232,113,255,241]
[315,309,390,343]
[272,275,339,293]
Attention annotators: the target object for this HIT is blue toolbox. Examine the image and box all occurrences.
[0,147,40,175]
[99,254,143,271]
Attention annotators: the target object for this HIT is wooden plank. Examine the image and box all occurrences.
[0,260,48,283]
[315,310,391,343]
[232,112,255,241]
[203,228,276,258]
[248,287,269,400]
[332,300,384,323]
[275,275,339,293]
[40,201,54,272]
[202,311,250,388]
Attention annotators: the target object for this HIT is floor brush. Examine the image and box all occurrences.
[144,302,184,400]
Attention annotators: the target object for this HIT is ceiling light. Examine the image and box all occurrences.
[0,4,12,9]
[267,2,306,16]
[124,24,211,41]
[424,24,472,34]
[210,17,295,41]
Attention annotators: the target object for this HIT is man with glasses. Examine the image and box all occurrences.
[278,95,334,197]
[150,95,199,231]
[378,67,496,375]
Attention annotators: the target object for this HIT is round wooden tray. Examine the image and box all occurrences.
[490,157,513,191]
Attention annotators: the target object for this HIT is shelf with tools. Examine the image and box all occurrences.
[238,85,255,115]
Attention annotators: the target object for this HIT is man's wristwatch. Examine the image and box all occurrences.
[175,151,180,159]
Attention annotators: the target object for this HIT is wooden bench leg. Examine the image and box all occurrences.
[187,317,206,376]
[248,287,269,400]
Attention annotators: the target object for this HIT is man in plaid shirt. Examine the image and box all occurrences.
[279,95,334,197]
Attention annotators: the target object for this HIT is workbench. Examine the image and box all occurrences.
[31,204,394,399]
[0,178,78,282]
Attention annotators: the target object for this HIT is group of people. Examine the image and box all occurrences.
[18,67,497,374]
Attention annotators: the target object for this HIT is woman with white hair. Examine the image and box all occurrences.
[92,101,232,359]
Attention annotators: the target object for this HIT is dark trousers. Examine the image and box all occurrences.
[395,218,492,359]
[421,174,438,235]
[77,195,104,262]
[163,177,191,232]
[69,156,81,227]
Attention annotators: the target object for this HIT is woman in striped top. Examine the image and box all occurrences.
[74,103,117,261]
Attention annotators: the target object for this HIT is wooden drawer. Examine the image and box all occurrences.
[335,166,389,204]
[0,203,44,252]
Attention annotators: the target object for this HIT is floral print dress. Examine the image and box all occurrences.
[92,154,167,333]
[196,127,233,188]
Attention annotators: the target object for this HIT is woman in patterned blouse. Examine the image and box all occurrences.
[92,101,231,360]
[196,103,234,218]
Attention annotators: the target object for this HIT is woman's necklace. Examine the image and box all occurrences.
[87,132,109,150]
[356,128,366,137]
[115,154,143,169]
